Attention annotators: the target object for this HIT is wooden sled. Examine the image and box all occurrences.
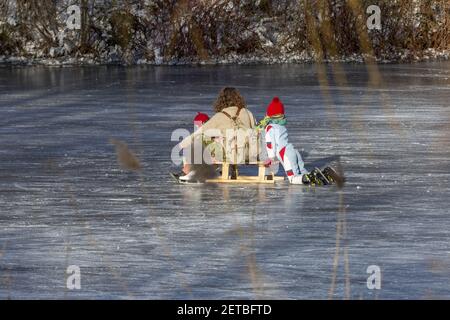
[205,161,285,184]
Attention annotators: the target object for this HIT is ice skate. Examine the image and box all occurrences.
[322,166,345,187]
[179,170,199,183]
[289,174,311,185]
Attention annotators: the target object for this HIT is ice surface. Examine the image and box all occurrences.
[0,63,449,299]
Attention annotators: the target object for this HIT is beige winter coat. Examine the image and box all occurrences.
[179,106,258,163]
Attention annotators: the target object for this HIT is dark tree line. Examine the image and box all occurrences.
[0,0,449,63]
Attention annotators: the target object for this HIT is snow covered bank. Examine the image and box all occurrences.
[0,49,449,66]
[0,1,449,66]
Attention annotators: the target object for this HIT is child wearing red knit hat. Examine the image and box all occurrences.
[193,112,210,131]
[179,112,216,182]
[258,97,311,185]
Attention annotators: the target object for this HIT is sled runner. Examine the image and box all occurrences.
[172,164,344,186]
[204,161,285,184]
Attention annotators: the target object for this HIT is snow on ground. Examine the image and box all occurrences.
[0,62,449,299]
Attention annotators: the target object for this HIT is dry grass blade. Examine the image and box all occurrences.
[110,138,141,171]
[334,162,346,190]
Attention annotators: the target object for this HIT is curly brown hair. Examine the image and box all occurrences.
[213,87,247,113]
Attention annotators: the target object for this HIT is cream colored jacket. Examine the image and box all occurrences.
[179,106,258,163]
[179,106,256,148]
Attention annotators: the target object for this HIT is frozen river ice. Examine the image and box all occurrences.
[0,62,449,299]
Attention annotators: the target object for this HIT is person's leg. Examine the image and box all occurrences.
[277,144,308,184]
[295,150,308,175]
[182,163,191,175]
[278,144,299,176]
[230,164,238,179]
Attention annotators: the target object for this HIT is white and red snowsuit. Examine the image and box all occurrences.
[264,123,307,180]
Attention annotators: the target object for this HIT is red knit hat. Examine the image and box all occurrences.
[266,97,285,117]
[193,112,209,125]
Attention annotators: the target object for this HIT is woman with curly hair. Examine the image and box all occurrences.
[178,87,257,182]
[212,87,249,113]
